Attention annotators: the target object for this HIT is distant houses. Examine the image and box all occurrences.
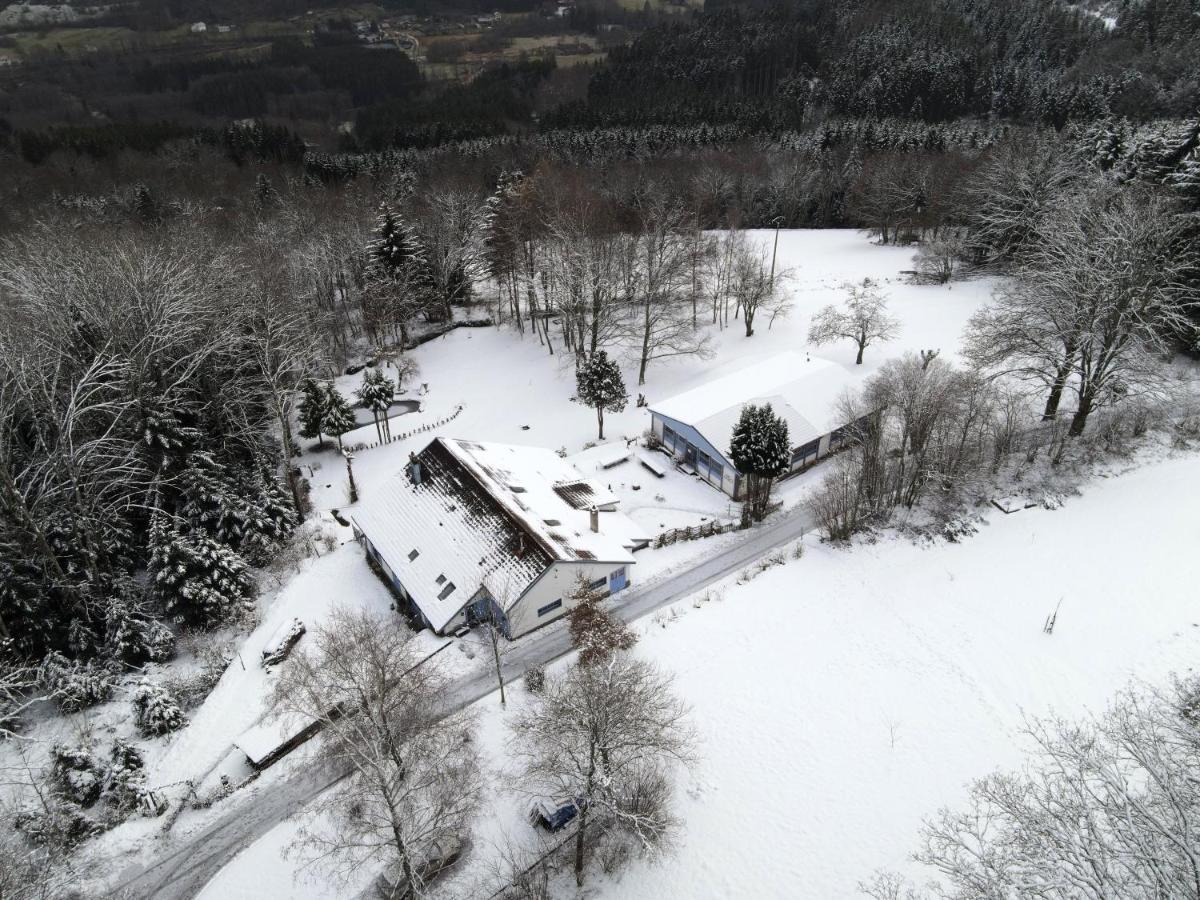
[648,351,869,500]
[351,438,648,639]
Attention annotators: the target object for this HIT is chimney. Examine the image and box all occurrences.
[589,505,599,533]
[408,452,422,486]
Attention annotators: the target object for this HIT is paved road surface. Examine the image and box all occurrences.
[110,505,815,900]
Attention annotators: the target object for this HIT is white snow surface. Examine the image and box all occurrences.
[650,351,863,455]
[196,453,1200,900]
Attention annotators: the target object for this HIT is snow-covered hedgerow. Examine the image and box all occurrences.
[38,652,115,713]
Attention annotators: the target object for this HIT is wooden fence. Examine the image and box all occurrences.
[653,518,737,548]
[347,403,464,453]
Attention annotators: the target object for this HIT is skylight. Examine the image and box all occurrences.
[436,581,456,601]
[408,548,420,561]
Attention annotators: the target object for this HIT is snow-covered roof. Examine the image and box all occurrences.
[351,438,640,631]
[650,352,861,461]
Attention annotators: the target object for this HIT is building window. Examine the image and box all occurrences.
[537,599,563,617]
[792,438,821,466]
[663,425,678,453]
[589,576,607,591]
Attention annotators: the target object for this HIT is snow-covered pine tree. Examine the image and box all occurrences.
[254,173,280,214]
[729,403,790,522]
[297,377,328,449]
[355,369,396,442]
[38,651,115,713]
[369,203,424,277]
[132,677,186,736]
[103,739,148,816]
[149,519,255,627]
[322,383,357,451]
[567,575,636,666]
[576,350,628,441]
[235,466,297,565]
[103,579,175,665]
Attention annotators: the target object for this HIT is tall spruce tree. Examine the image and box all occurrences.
[321,384,357,451]
[298,378,328,449]
[575,351,628,441]
[729,403,790,522]
[149,519,255,627]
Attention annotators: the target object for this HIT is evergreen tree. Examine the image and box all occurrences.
[253,173,280,214]
[132,678,186,736]
[355,368,396,442]
[103,577,175,665]
[575,351,628,441]
[567,575,636,666]
[322,383,357,450]
[149,520,255,627]
[297,377,328,449]
[729,403,790,522]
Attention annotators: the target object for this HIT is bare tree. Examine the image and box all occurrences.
[729,243,789,338]
[865,676,1200,900]
[509,654,695,887]
[965,181,1196,434]
[271,608,481,894]
[808,278,900,364]
[915,233,967,285]
[627,194,713,384]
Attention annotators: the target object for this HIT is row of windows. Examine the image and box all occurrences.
[663,423,724,486]
[537,568,627,618]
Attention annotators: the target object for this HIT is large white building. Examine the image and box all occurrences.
[351,437,648,638]
[648,352,869,500]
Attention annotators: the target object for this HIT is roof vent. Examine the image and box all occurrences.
[543,518,561,527]
[509,484,527,493]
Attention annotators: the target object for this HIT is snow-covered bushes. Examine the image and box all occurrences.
[132,678,187,736]
[524,664,546,695]
[163,638,233,709]
[49,743,104,807]
[102,740,149,817]
[14,801,102,848]
[38,652,115,713]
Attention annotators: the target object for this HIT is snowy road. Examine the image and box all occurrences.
[110,504,815,900]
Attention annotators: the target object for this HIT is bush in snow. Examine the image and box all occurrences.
[14,801,102,849]
[524,664,545,695]
[102,740,149,817]
[163,639,232,709]
[38,652,115,713]
[132,678,187,736]
[49,742,104,807]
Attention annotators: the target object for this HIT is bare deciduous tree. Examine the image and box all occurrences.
[509,654,695,887]
[271,608,480,894]
[864,676,1200,900]
[808,278,899,365]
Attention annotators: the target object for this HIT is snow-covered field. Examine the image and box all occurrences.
[46,227,1187,896]
[196,451,1200,899]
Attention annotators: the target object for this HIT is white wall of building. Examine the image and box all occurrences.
[506,559,631,638]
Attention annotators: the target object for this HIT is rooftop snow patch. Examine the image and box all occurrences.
[650,352,862,460]
[351,438,643,631]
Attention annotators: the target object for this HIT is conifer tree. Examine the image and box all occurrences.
[729,403,790,522]
[321,384,357,451]
[149,519,255,627]
[575,351,628,441]
[298,377,328,449]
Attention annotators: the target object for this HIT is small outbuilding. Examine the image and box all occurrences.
[648,352,870,500]
[351,437,648,639]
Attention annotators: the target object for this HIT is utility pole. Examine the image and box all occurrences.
[769,215,784,288]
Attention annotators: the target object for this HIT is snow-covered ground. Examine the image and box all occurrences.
[195,450,1200,899]
[34,230,1004,887]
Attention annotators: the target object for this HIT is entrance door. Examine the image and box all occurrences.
[684,444,697,468]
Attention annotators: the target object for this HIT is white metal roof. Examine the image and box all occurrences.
[351,438,640,631]
[650,352,861,458]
